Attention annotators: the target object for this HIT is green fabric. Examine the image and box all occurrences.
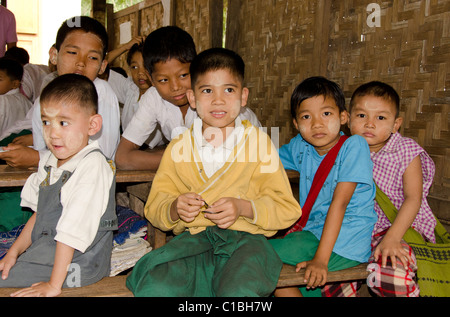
[375,184,450,297]
[269,231,361,297]
[0,129,32,146]
[0,188,32,232]
[126,226,282,297]
[0,130,33,231]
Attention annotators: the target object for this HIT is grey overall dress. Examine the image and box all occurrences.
[0,150,117,288]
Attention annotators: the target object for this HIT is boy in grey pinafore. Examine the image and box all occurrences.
[0,152,117,288]
[0,74,117,296]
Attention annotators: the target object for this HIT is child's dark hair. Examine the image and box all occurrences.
[126,42,144,66]
[190,47,245,88]
[4,47,30,66]
[0,57,24,82]
[40,74,98,114]
[350,81,400,117]
[55,16,108,59]
[290,76,346,119]
[143,26,196,76]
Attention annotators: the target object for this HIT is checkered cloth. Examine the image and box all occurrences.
[322,230,419,297]
[371,133,436,243]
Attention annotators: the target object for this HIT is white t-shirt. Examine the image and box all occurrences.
[123,86,261,148]
[21,63,50,103]
[20,141,114,253]
[0,88,32,138]
[107,69,140,131]
[32,75,121,159]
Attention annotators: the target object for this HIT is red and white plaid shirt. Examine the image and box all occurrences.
[371,132,436,242]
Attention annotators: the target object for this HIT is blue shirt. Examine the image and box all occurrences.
[279,133,377,262]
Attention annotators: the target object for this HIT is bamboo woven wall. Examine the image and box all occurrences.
[111,0,211,72]
[110,0,449,226]
[111,0,165,70]
[175,0,212,53]
[236,0,450,225]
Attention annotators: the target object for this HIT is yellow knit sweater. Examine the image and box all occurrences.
[144,120,302,237]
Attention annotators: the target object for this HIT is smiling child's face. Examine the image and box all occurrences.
[149,58,191,107]
[187,68,249,141]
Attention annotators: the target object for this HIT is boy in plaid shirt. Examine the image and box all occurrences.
[342,81,436,297]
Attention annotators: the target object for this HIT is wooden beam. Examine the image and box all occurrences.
[106,3,114,50]
[209,0,224,48]
[313,0,332,76]
[91,0,107,27]
[169,0,176,26]
[225,0,242,52]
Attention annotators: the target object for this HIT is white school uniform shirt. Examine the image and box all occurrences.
[32,74,121,159]
[123,86,261,149]
[21,63,50,103]
[20,141,114,253]
[0,70,54,141]
[0,88,33,137]
[107,69,140,130]
[192,117,244,178]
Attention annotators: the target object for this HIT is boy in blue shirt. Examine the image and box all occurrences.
[270,76,377,297]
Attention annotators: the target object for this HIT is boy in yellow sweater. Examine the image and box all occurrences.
[126,48,301,297]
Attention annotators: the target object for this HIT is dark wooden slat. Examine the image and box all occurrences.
[277,263,369,288]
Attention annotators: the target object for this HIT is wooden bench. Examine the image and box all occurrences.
[0,263,369,297]
[0,167,370,297]
[0,275,133,297]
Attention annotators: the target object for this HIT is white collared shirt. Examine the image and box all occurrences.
[0,88,32,137]
[192,117,244,178]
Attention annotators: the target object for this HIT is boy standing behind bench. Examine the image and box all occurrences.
[0,74,117,297]
[126,48,301,297]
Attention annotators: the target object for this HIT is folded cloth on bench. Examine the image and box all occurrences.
[0,224,24,260]
[110,206,151,276]
[114,205,148,245]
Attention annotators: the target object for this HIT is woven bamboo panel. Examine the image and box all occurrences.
[237,0,449,210]
[326,0,450,209]
[112,2,164,70]
[237,0,325,145]
[176,0,212,53]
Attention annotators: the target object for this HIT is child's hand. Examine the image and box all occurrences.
[374,236,412,269]
[0,253,18,280]
[10,281,61,297]
[296,259,328,289]
[171,192,204,223]
[203,198,252,229]
[0,144,39,168]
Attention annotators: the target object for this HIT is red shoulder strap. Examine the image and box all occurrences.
[285,135,349,235]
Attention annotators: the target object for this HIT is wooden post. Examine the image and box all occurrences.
[169,0,176,26]
[209,0,224,48]
[106,3,114,51]
[91,0,107,27]
[313,0,331,76]
[225,0,242,52]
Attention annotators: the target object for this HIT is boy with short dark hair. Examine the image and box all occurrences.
[115,26,261,170]
[0,16,120,168]
[126,48,301,297]
[270,76,377,297]
[0,74,117,297]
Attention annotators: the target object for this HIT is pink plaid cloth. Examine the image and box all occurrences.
[371,133,436,242]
